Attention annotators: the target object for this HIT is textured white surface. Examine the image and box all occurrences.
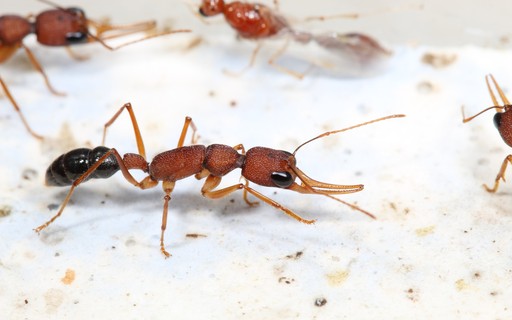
[1,1,512,319]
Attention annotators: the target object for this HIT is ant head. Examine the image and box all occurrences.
[34,7,89,46]
[242,147,298,189]
[492,106,512,147]
[242,146,364,199]
[199,0,225,17]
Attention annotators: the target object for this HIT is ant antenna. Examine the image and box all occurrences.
[292,114,405,156]
[461,74,510,123]
[37,0,66,10]
[461,106,503,123]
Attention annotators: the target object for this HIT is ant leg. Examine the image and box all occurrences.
[241,179,260,206]
[177,116,199,147]
[102,103,146,159]
[267,38,308,80]
[86,28,190,51]
[201,175,315,224]
[0,76,43,140]
[223,42,263,77]
[160,180,176,258]
[21,44,65,96]
[233,144,246,154]
[65,46,89,61]
[35,148,156,233]
[87,19,157,40]
[483,155,512,193]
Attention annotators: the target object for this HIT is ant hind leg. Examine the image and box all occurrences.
[0,76,43,140]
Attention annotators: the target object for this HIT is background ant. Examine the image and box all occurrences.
[197,0,390,78]
[36,102,404,258]
[0,0,189,139]
[462,74,512,193]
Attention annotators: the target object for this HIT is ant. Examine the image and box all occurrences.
[462,74,512,193]
[198,0,390,78]
[35,102,404,258]
[0,0,189,139]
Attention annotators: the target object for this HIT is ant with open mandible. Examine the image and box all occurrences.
[35,102,404,258]
[0,0,189,139]
[462,74,512,193]
[198,0,390,78]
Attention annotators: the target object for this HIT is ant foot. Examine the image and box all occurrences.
[161,248,172,259]
[483,183,498,193]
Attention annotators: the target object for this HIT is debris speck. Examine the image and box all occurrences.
[314,297,327,307]
[422,52,457,68]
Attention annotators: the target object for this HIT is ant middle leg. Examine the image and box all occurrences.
[159,180,176,258]
[484,155,512,193]
[0,76,44,140]
[201,175,315,224]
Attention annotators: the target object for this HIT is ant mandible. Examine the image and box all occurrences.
[198,0,390,78]
[35,102,404,258]
[0,0,189,139]
[462,74,512,193]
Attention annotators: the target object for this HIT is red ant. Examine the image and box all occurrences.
[463,74,512,193]
[198,0,390,78]
[0,0,189,139]
[35,102,404,258]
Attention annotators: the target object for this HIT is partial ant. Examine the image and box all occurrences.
[462,74,512,193]
[0,0,189,139]
[35,102,404,258]
[198,0,390,78]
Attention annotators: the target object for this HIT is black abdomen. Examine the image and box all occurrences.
[45,146,120,186]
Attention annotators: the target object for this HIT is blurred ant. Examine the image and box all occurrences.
[198,0,390,78]
[0,0,189,139]
[463,74,512,193]
[35,102,404,258]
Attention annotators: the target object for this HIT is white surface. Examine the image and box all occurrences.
[1,1,512,319]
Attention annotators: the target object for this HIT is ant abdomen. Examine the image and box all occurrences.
[45,146,120,186]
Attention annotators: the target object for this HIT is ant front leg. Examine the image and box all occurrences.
[0,76,43,140]
[65,46,89,61]
[201,174,316,224]
[21,44,65,96]
[484,155,512,193]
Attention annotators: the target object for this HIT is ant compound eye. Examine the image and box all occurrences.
[65,31,87,43]
[494,112,502,129]
[271,171,294,188]
[199,0,223,16]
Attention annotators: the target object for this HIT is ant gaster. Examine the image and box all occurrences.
[198,0,390,78]
[462,74,512,192]
[0,0,189,139]
[35,103,404,258]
